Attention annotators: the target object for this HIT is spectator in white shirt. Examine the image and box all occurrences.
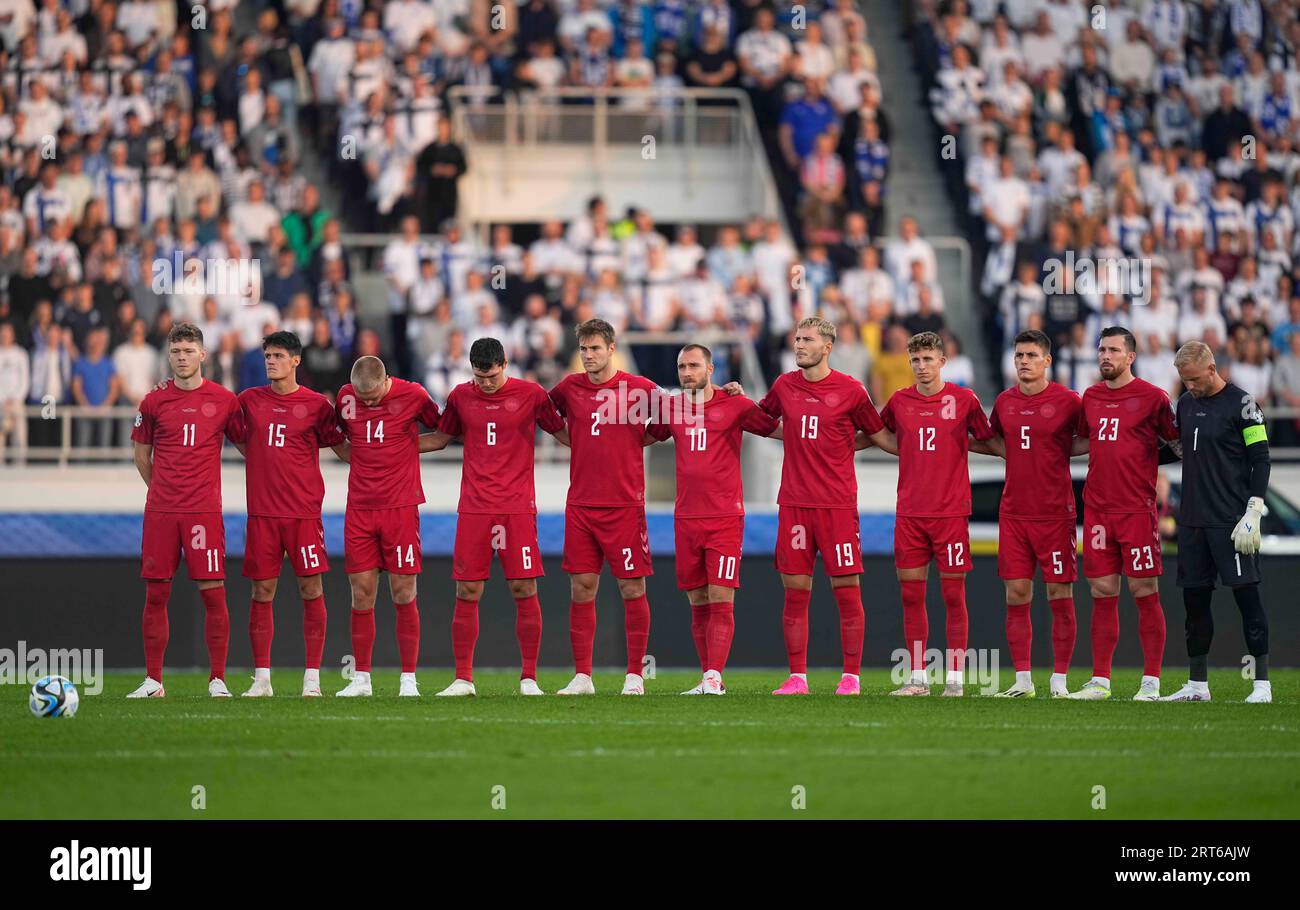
[0,322,29,464]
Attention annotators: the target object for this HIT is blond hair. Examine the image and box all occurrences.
[350,355,387,393]
[797,316,836,343]
[1174,340,1214,369]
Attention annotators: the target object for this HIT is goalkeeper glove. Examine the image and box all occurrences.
[1230,497,1265,555]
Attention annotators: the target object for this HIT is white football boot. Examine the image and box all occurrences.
[556,673,596,695]
[436,678,476,697]
[702,670,725,695]
[620,673,645,695]
[398,672,420,696]
[680,679,707,695]
[302,669,322,697]
[1132,675,1161,701]
[1245,681,1272,703]
[241,670,273,697]
[1049,673,1070,698]
[208,678,232,698]
[126,677,165,698]
[1159,681,1211,702]
[1066,678,1111,700]
[519,678,544,696]
[336,671,373,697]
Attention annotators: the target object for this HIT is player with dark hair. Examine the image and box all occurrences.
[419,337,570,696]
[549,319,662,695]
[760,316,892,696]
[1161,341,1273,703]
[878,331,996,697]
[127,323,240,698]
[644,343,778,695]
[334,355,442,697]
[1069,326,1179,701]
[225,330,350,697]
[989,329,1086,698]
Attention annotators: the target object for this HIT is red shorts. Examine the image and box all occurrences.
[675,515,744,590]
[453,512,544,580]
[345,505,422,575]
[998,516,1077,582]
[140,511,226,580]
[243,516,330,580]
[775,506,862,577]
[1083,507,1162,578]
[894,515,971,573]
[562,505,653,578]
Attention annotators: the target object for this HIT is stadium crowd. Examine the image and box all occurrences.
[914,0,1300,443]
[20,1,1300,461]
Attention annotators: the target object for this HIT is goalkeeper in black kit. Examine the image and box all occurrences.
[1162,341,1272,703]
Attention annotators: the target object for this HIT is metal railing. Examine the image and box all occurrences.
[10,400,1300,467]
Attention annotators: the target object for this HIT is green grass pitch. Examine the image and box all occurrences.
[3,669,1297,819]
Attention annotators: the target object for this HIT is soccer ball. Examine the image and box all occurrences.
[29,675,79,718]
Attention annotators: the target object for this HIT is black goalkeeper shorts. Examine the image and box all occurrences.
[1177,525,1260,588]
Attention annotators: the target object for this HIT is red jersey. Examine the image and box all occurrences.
[1080,377,1177,513]
[131,379,239,513]
[880,383,993,518]
[336,377,442,510]
[648,389,779,517]
[758,369,885,509]
[229,384,346,519]
[550,370,660,507]
[990,381,1083,521]
[437,377,564,515]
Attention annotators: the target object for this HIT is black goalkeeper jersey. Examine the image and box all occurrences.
[1174,382,1269,527]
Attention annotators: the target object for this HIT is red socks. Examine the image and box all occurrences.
[199,586,229,681]
[249,599,274,669]
[451,597,479,681]
[1048,597,1076,674]
[900,579,928,672]
[1090,595,1119,678]
[351,608,376,673]
[782,587,812,674]
[706,602,735,673]
[142,580,171,681]
[691,603,710,672]
[1005,601,1032,672]
[570,600,596,675]
[940,576,968,672]
[394,600,420,674]
[623,594,651,675]
[514,593,542,680]
[1135,592,1166,677]
[302,595,327,670]
[832,586,864,675]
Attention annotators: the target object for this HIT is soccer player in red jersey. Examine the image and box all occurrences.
[127,323,240,698]
[988,329,1086,699]
[644,343,778,695]
[225,331,348,698]
[1068,326,1178,701]
[548,318,661,695]
[759,316,892,696]
[878,331,995,697]
[418,337,569,697]
[333,355,442,697]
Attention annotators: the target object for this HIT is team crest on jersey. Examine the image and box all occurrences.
[824,393,841,408]
[504,396,521,412]
[293,405,309,419]
[1041,404,1056,418]
[201,403,217,417]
